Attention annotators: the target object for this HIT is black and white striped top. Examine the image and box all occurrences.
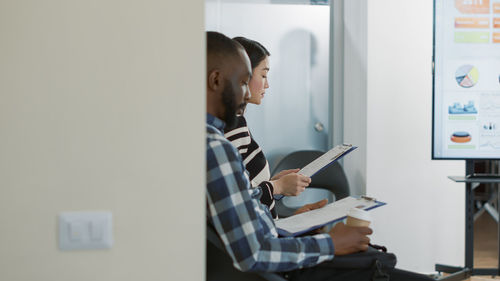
[224,115,277,218]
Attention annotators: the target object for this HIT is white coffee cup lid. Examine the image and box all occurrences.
[347,208,371,221]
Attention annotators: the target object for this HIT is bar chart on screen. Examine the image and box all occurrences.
[455,0,490,14]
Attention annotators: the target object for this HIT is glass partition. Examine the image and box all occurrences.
[206,0,331,169]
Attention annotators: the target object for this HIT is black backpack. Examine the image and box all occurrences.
[323,244,397,270]
[286,245,397,281]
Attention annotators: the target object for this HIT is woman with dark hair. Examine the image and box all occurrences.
[224,37,311,218]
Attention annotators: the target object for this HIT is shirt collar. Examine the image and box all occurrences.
[206,113,226,132]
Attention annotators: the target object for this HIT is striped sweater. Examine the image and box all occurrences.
[224,115,277,218]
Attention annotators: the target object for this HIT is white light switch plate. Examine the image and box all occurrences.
[58,211,113,251]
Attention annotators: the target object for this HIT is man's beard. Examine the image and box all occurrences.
[221,83,246,130]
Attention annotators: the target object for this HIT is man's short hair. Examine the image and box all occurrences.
[206,31,242,71]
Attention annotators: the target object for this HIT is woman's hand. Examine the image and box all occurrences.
[294,199,328,215]
[294,199,329,235]
[271,172,311,196]
[270,168,300,181]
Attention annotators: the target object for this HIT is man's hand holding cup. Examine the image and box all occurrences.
[329,208,373,255]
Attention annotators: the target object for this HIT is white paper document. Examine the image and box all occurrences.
[299,144,357,177]
[275,196,386,237]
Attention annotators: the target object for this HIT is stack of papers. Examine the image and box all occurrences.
[275,196,386,237]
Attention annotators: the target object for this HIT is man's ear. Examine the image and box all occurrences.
[207,69,223,92]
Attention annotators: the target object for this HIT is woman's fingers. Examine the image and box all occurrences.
[308,199,328,210]
[281,169,300,176]
[300,175,311,184]
[278,173,313,196]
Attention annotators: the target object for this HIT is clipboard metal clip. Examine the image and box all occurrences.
[361,195,376,202]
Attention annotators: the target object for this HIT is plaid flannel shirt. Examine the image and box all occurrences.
[206,113,334,272]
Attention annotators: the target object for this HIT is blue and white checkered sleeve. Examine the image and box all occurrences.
[206,136,334,272]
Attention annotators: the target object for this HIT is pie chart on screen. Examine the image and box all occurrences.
[455,65,479,88]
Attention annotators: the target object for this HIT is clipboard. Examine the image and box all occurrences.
[275,196,386,237]
[299,144,357,177]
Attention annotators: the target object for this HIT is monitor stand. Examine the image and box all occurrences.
[436,159,500,280]
[466,173,500,179]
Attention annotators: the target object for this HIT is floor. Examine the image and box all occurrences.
[467,212,499,281]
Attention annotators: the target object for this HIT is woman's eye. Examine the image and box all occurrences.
[262,76,267,79]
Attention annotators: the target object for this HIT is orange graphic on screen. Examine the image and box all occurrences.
[451,132,472,143]
[494,3,500,14]
[494,18,500,28]
[494,32,500,43]
[455,17,490,28]
[455,0,490,14]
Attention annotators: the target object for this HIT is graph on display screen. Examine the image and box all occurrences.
[433,0,500,159]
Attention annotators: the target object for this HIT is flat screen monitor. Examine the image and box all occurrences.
[433,0,500,159]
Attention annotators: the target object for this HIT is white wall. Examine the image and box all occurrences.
[0,1,205,280]
[342,0,369,196]
[343,0,466,273]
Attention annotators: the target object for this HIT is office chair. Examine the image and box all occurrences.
[206,223,287,281]
[272,150,350,218]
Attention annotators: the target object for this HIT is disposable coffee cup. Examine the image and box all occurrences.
[345,208,371,227]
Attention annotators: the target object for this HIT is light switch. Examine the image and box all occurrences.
[68,220,86,241]
[59,211,113,251]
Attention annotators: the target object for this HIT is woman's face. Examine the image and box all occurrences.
[248,56,270,105]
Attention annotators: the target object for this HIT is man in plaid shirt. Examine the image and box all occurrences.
[205,31,433,281]
[205,31,370,271]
